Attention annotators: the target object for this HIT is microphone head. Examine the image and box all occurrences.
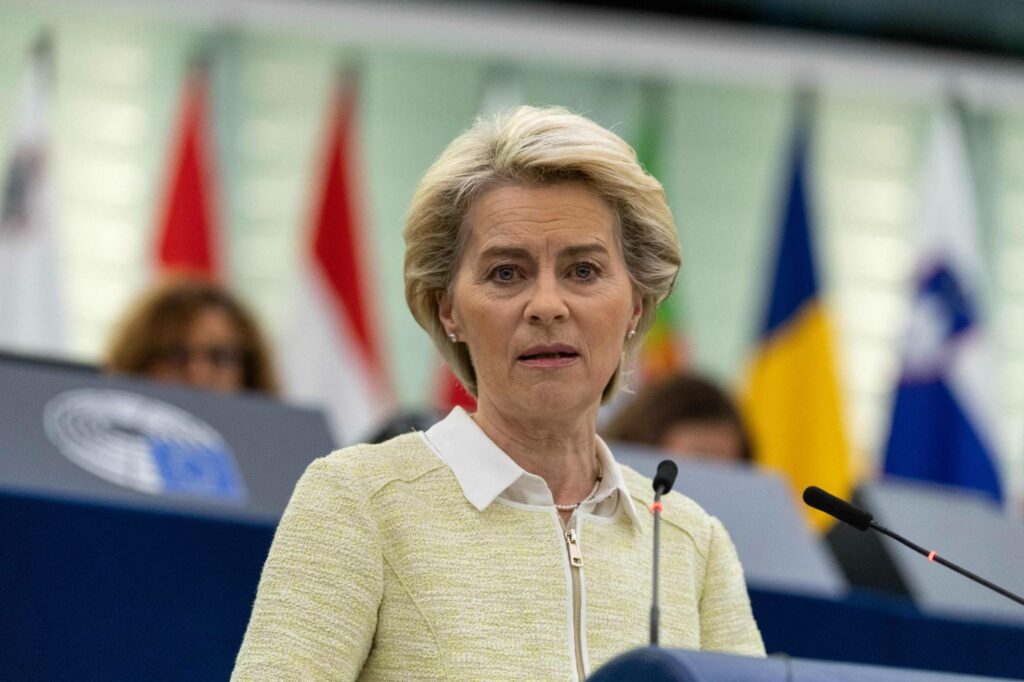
[652,460,678,495]
[803,486,873,531]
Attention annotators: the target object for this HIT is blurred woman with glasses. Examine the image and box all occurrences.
[104,277,278,395]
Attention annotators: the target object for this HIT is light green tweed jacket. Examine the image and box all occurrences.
[233,433,764,680]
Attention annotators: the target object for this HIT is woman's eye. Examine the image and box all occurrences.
[572,262,598,280]
[492,265,517,282]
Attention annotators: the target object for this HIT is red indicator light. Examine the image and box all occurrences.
[650,501,663,513]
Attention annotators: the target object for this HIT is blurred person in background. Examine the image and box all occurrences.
[604,372,753,465]
[233,105,763,680]
[366,408,443,444]
[104,277,278,395]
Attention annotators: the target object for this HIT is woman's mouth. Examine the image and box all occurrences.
[518,345,580,368]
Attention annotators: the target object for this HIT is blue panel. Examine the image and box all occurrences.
[0,489,273,681]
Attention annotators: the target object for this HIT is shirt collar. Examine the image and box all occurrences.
[422,407,640,528]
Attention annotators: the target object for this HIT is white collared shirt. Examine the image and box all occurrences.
[422,407,641,528]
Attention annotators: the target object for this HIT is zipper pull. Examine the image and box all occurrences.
[565,527,583,567]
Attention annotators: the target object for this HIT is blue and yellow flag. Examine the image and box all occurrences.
[741,113,853,529]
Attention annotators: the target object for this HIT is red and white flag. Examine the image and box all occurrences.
[279,76,392,443]
[154,61,221,279]
[0,36,65,356]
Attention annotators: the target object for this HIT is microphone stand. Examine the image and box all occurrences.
[650,489,665,646]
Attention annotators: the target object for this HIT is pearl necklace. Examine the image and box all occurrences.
[553,458,604,511]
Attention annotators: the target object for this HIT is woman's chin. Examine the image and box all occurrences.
[508,381,597,419]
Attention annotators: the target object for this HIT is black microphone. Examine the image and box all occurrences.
[803,486,1024,609]
[803,485,872,530]
[653,460,678,496]
[650,459,678,646]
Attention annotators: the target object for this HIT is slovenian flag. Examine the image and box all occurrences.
[882,103,1003,503]
[742,101,854,529]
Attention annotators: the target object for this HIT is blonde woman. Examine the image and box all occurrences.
[233,106,763,680]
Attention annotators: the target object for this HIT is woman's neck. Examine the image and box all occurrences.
[471,398,602,510]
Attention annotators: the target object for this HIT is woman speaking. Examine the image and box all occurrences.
[233,106,764,680]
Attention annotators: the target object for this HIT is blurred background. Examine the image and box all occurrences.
[4,0,1024,678]
[3,0,1023,503]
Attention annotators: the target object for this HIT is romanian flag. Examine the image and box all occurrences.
[741,111,853,529]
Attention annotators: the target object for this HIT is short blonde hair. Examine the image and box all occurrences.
[404,105,681,402]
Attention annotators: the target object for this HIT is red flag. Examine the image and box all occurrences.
[279,76,392,443]
[312,80,383,377]
[155,64,220,277]
[436,365,476,412]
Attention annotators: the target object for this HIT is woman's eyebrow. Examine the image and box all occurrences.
[560,244,609,258]
[478,245,532,261]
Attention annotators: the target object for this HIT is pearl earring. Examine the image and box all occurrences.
[448,332,458,343]
[627,329,636,340]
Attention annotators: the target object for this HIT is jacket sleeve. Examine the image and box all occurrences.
[698,516,766,657]
[232,456,383,680]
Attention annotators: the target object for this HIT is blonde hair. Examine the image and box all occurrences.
[404,105,681,401]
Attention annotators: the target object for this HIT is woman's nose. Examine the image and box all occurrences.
[524,275,569,324]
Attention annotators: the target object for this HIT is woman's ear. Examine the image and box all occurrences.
[629,289,643,332]
[437,290,457,336]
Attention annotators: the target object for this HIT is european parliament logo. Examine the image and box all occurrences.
[44,389,247,503]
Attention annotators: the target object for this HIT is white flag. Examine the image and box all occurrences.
[0,37,65,356]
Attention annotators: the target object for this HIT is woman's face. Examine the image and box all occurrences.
[439,182,641,420]
[148,305,245,393]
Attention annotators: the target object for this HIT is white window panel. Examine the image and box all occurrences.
[995,246,1024,294]
[240,59,324,105]
[995,190,1024,242]
[840,340,902,395]
[65,99,147,149]
[837,285,912,337]
[999,359,1024,406]
[995,301,1024,352]
[827,230,914,286]
[848,396,893,471]
[824,176,912,229]
[64,214,144,267]
[238,117,309,162]
[233,232,296,279]
[62,156,146,209]
[820,123,914,173]
[235,174,300,221]
[995,132,1024,183]
[63,44,151,90]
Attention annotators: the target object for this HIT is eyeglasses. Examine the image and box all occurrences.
[152,345,245,369]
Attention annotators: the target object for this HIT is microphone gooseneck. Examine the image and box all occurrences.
[803,486,1024,609]
[650,459,679,646]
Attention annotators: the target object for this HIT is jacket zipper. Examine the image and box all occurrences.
[561,517,585,681]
